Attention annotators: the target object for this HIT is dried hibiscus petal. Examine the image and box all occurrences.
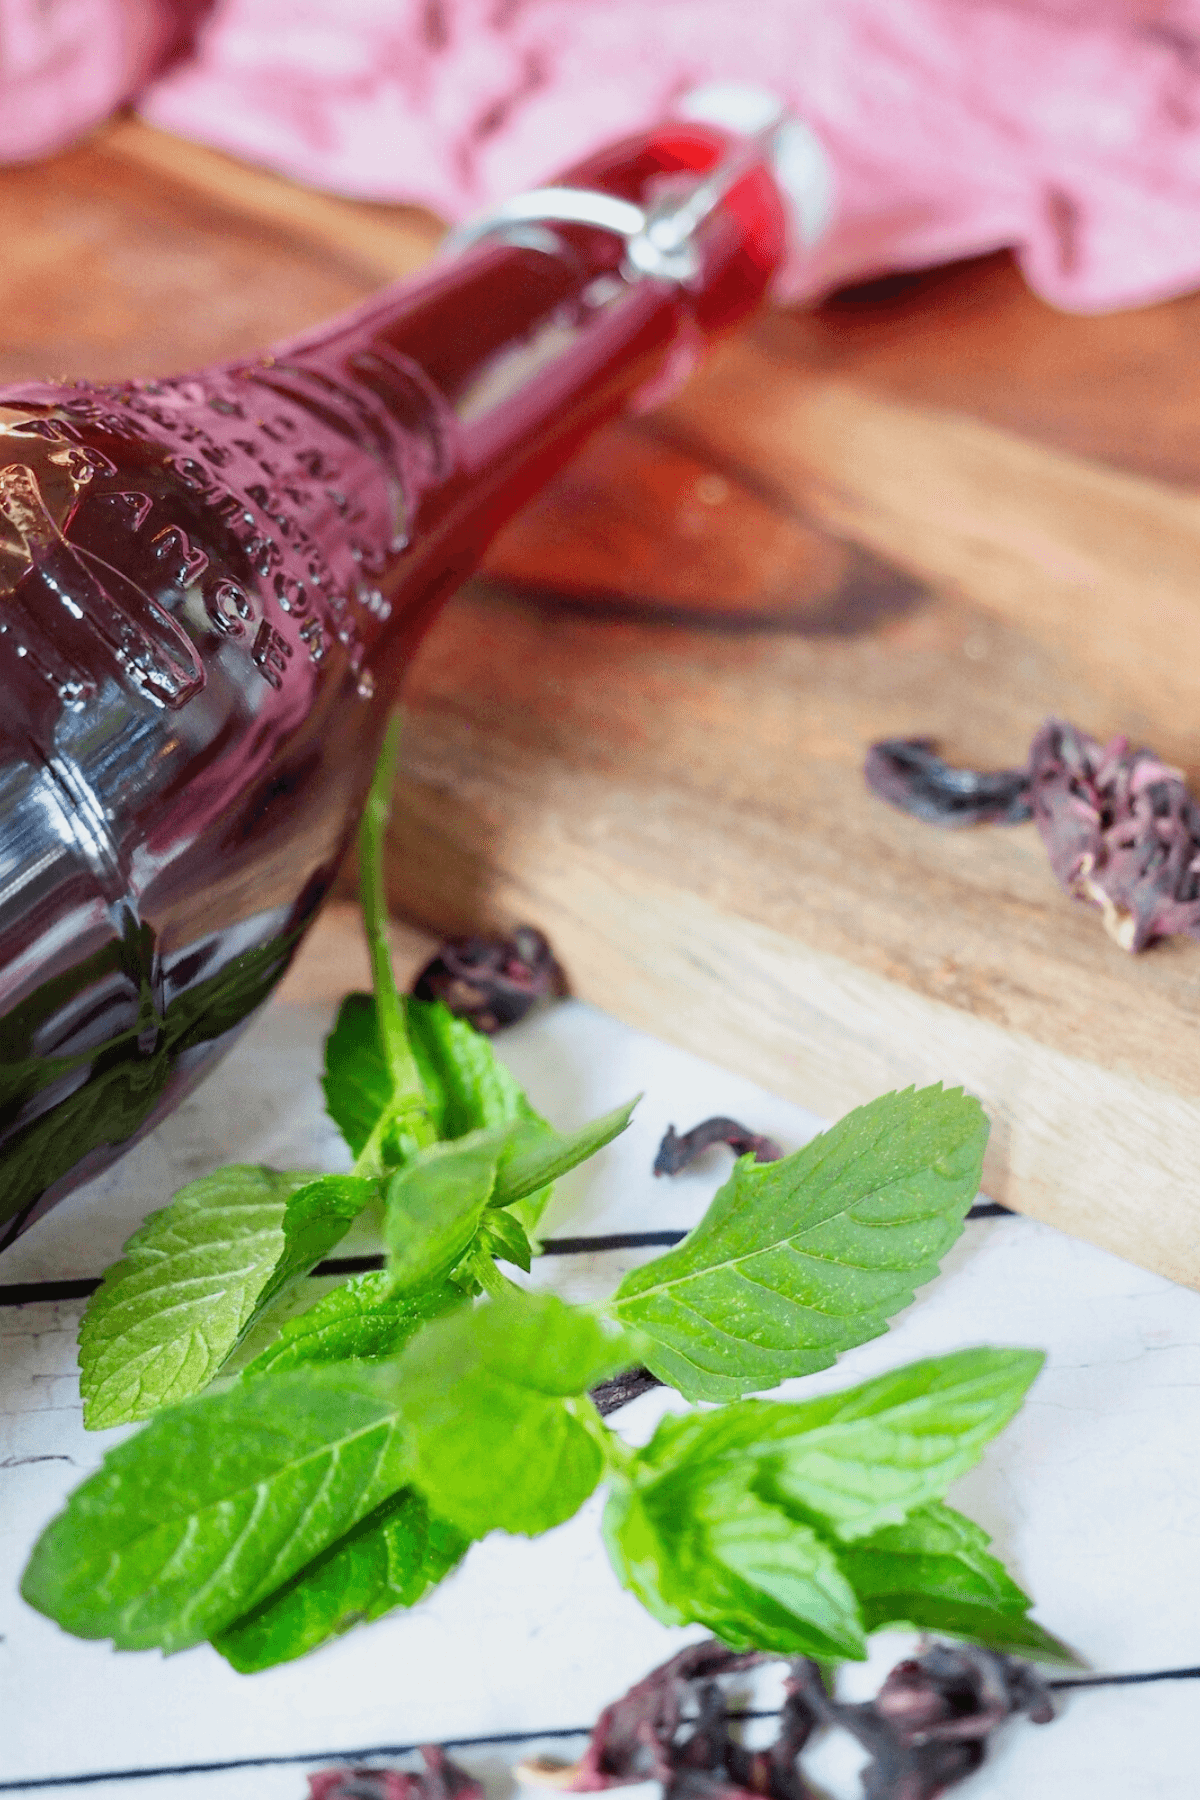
[1027,719,1200,952]
[308,1748,483,1800]
[411,925,563,1032]
[654,1118,783,1176]
[521,1641,774,1793]
[864,738,1032,827]
[865,720,1200,953]
[790,1644,1053,1800]
[589,1367,663,1415]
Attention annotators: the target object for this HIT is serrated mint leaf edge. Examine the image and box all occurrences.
[21,1366,413,1654]
[77,1166,319,1429]
[609,1086,988,1400]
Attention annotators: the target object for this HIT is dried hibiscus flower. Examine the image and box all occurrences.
[519,1638,1054,1800]
[1026,720,1200,952]
[789,1644,1053,1800]
[866,719,1200,952]
[308,1746,483,1800]
[518,1641,785,1796]
[411,925,563,1032]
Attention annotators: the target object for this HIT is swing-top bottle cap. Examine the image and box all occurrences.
[676,81,835,258]
[443,83,834,294]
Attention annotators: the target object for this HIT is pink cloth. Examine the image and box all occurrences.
[0,0,204,162]
[8,0,1200,312]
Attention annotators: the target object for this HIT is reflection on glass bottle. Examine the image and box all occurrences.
[0,120,789,1247]
[0,457,206,709]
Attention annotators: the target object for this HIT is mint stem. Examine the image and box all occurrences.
[358,712,434,1156]
[473,1258,511,1299]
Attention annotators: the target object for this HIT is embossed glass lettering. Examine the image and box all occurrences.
[168,456,213,492]
[273,572,309,615]
[245,535,280,576]
[260,414,298,443]
[12,418,82,444]
[48,445,119,485]
[298,615,325,661]
[205,578,254,636]
[251,619,293,688]
[150,525,209,588]
[0,462,204,708]
[106,491,153,532]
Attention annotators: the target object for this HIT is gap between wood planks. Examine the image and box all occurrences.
[3,1669,1200,1792]
[0,1209,1014,1309]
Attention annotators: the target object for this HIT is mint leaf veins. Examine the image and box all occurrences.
[612,1085,989,1402]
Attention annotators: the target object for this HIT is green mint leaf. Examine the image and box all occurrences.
[212,1487,467,1672]
[325,993,529,1151]
[444,1208,535,1293]
[21,1366,411,1653]
[604,1463,866,1662]
[623,1348,1042,1544]
[267,1174,382,1299]
[837,1502,1076,1662]
[406,999,539,1141]
[406,997,560,1230]
[490,1099,638,1210]
[384,1131,509,1295]
[382,1287,636,1540]
[238,1271,461,1377]
[322,993,394,1161]
[77,1166,373,1429]
[475,1207,534,1273]
[613,1086,989,1401]
[377,1094,632,1297]
[381,1104,629,1299]
[757,1348,1043,1540]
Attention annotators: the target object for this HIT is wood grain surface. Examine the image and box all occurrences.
[7,117,1200,1284]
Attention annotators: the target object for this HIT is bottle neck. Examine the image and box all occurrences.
[254,121,788,619]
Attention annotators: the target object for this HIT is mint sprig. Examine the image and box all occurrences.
[25,1288,1070,1668]
[27,715,1072,1677]
[601,1349,1047,1659]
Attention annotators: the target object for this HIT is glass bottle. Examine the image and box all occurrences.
[0,118,789,1247]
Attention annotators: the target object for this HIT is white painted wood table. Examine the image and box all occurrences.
[3,974,1199,1798]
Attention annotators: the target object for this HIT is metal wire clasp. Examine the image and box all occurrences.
[441,115,790,286]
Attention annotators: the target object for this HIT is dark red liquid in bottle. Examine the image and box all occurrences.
[0,123,787,1247]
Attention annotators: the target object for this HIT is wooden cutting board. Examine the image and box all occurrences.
[7,117,1200,1287]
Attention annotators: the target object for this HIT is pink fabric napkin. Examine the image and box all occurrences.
[0,0,204,162]
[7,0,1200,313]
